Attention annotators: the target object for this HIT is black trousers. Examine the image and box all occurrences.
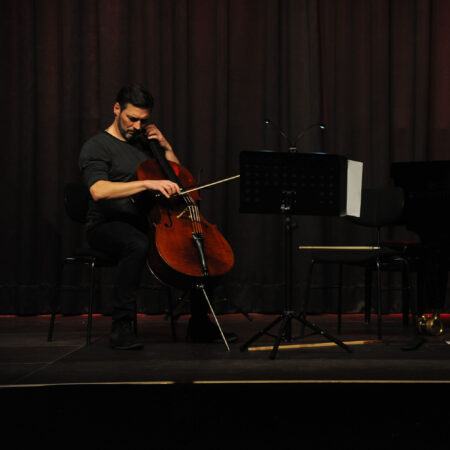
[87,220,209,322]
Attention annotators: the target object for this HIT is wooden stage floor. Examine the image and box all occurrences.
[1,313,450,446]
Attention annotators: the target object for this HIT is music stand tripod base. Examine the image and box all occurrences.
[240,310,351,359]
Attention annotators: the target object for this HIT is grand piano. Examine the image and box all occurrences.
[391,161,450,312]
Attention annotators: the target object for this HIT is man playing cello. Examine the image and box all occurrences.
[79,83,236,349]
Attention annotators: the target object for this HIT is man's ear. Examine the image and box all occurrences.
[113,102,121,117]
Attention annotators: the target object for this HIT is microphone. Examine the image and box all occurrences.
[293,123,326,151]
[265,119,325,152]
[264,119,295,150]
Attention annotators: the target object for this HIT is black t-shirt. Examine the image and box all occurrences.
[79,131,155,229]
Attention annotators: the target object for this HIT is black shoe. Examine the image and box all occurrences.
[110,319,144,350]
[186,317,238,344]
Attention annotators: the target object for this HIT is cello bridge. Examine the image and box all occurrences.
[176,207,191,220]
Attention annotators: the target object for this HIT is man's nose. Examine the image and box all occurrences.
[134,121,142,130]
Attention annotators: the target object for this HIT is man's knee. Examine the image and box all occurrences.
[124,234,149,258]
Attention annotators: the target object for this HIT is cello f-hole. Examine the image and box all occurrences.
[164,209,173,228]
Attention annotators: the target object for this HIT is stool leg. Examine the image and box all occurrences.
[376,258,382,340]
[167,287,177,342]
[337,264,343,334]
[300,260,315,337]
[48,259,65,341]
[364,267,372,324]
[401,260,411,326]
[87,261,95,346]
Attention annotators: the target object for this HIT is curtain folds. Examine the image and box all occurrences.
[1,0,449,314]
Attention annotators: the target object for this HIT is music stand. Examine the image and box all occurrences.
[239,150,352,359]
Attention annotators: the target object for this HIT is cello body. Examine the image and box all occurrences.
[137,158,235,289]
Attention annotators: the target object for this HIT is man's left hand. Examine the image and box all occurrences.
[144,124,172,152]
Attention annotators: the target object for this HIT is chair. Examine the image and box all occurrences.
[47,183,176,345]
[299,187,413,340]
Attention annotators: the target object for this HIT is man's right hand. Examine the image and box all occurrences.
[143,179,181,198]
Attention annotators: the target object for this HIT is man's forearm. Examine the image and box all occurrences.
[90,178,181,201]
[89,180,149,201]
[164,147,181,165]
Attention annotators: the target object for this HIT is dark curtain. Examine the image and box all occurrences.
[1,0,449,315]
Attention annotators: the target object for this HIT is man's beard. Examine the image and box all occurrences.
[118,119,139,143]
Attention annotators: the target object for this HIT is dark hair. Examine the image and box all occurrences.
[116,84,154,110]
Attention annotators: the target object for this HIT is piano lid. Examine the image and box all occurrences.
[391,161,450,236]
[391,161,450,191]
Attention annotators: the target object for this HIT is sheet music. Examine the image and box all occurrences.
[346,160,363,217]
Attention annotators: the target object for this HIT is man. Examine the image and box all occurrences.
[79,84,235,349]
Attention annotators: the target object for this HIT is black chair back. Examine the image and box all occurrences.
[349,187,404,228]
[64,183,90,224]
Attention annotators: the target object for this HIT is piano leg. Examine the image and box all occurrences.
[403,240,449,351]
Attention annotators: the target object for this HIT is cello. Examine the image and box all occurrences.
[136,138,236,348]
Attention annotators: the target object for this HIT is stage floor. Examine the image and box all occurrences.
[1,313,450,385]
[1,313,450,446]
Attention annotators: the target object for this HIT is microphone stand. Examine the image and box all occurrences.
[264,119,326,153]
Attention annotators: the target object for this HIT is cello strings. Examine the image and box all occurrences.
[183,193,203,234]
